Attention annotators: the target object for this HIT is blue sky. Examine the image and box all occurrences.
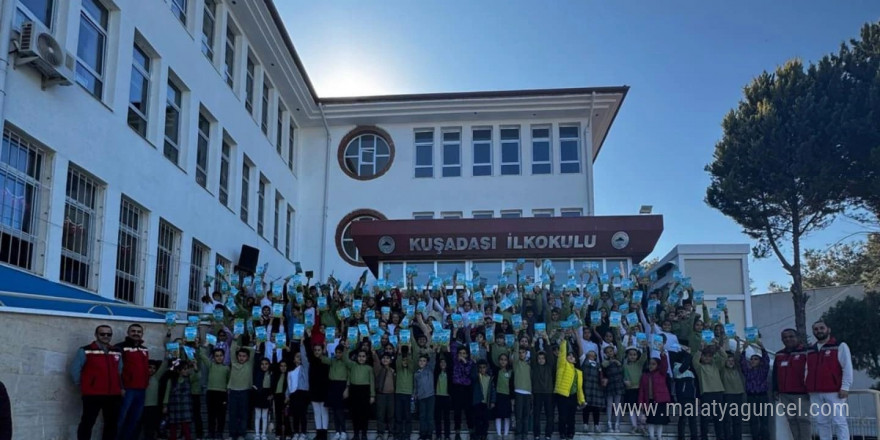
[277,1,880,293]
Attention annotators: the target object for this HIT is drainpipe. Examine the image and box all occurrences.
[0,0,17,131]
[318,103,331,278]
[584,91,596,215]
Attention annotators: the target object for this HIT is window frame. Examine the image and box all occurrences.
[412,212,434,220]
[471,210,493,219]
[285,205,294,259]
[338,127,395,180]
[273,191,282,249]
[532,209,554,218]
[163,80,184,166]
[195,111,211,188]
[187,239,209,312]
[414,129,434,178]
[60,166,104,291]
[559,124,582,174]
[154,219,181,309]
[531,125,552,175]
[75,0,109,99]
[127,42,151,138]
[276,100,285,155]
[245,54,256,114]
[219,137,231,206]
[114,197,147,304]
[200,0,216,60]
[15,0,57,29]
[560,208,583,218]
[223,24,236,88]
[171,0,187,25]
[335,209,386,266]
[500,210,522,219]
[287,119,296,172]
[472,127,492,176]
[261,76,271,134]
[240,159,251,224]
[441,129,461,177]
[257,175,267,236]
[500,127,521,175]
[440,211,462,219]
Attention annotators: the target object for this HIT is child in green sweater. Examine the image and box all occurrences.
[721,338,746,440]
[227,336,254,440]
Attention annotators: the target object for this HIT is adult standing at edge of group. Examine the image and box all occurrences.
[805,321,853,440]
[115,323,150,440]
[772,328,811,440]
[70,325,124,440]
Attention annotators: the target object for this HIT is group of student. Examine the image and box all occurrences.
[70,262,853,440]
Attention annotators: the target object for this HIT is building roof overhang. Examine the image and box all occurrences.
[350,215,663,276]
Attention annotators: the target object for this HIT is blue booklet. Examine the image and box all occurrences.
[184,326,197,342]
[272,303,284,318]
[632,290,644,303]
[183,346,196,360]
[652,334,664,351]
[486,327,494,342]
[470,342,480,355]
[389,335,398,347]
[317,296,328,310]
[505,334,515,347]
[353,299,363,312]
[255,326,267,343]
[358,323,369,337]
[717,297,728,310]
[275,333,287,348]
[233,319,244,336]
[535,322,546,334]
[451,313,463,327]
[701,330,715,344]
[251,306,261,320]
[693,291,704,305]
[636,332,647,346]
[213,308,224,322]
[304,313,314,327]
[347,328,359,344]
[511,314,522,330]
[626,312,639,327]
[293,324,305,339]
[400,329,411,345]
[493,313,503,323]
[609,312,622,328]
[326,327,337,341]
[745,327,759,343]
[165,312,176,327]
[590,311,601,325]
[188,315,199,327]
[205,334,217,346]
[724,323,736,338]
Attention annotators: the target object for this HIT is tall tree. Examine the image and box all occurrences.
[705,60,851,341]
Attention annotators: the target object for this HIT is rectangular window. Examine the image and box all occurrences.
[472,211,493,219]
[441,130,461,177]
[164,81,183,165]
[75,0,108,99]
[440,211,462,219]
[187,239,208,312]
[219,139,231,206]
[115,198,146,303]
[414,130,433,178]
[0,129,49,273]
[17,0,55,28]
[276,100,284,155]
[171,0,187,24]
[560,125,581,173]
[214,254,231,292]
[285,205,294,259]
[196,112,210,188]
[240,160,250,223]
[257,175,267,236]
[273,191,281,249]
[472,128,492,176]
[127,43,151,137]
[560,208,582,217]
[287,120,295,171]
[201,0,216,60]
[60,167,103,290]
[532,209,553,218]
[245,55,255,113]
[261,77,270,134]
[413,212,434,220]
[500,127,521,175]
[500,210,522,219]
[223,25,235,87]
[154,219,180,309]
[531,126,551,174]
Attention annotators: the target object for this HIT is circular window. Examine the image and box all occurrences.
[338,126,395,180]
[335,209,387,266]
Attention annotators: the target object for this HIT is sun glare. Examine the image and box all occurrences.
[313,57,404,98]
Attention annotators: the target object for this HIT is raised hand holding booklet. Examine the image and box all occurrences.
[724,323,736,338]
[625,312,639,328]
[251,306,261,320]
[717,297,728,310]
[590,311,601,325]
[326,327,337,341]
[535,322,546,335]
[233,319,244,335]
[188,315,199,327]
[693,291,704,305]
[165,312,176,327]
[701,330,714,344]
[745,327,759,343]
[652,334,664,351]
[183,346,196,360]
[632,290,644,303]
[206,334,217,346]
[400,329,411,345]
[213,308,224,321]
[636,332,647,346]
[347,328,359,344]
[255,326,267,343]
[272,303,284,318]
[184,326,197,342]
[610,311,622,328]
[293,324,305,339]
[275,333,287,348]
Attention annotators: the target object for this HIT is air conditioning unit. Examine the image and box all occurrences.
[14,20,74,88]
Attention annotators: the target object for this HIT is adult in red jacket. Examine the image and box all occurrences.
[114,323,150,440]
[772,328,811,440]
[69,325,123,440]
[805,321,853,440]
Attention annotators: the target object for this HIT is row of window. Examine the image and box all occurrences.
[379,258,632,287]
[17,0,297,178]
[411,208,584,220]
[0,129,295,310]
[413,125,582,178]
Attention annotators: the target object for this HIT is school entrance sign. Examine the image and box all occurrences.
[350,215,664,275]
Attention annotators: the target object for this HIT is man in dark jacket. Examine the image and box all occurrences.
[70,325,123,440]
[115,323,150,440]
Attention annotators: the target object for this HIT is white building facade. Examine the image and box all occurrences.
[0,0,748,320]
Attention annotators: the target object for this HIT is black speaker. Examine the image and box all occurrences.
[235,244,260,276]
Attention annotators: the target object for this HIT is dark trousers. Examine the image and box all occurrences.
[117,389,146,440]
[330,381,347,434]
[554,394,576,439]
[472,403,489,438]
[581,405,600,426]
[274,393,291,437]
[168,422,192,440]
[206,390,227,438]
[699,392,724,440]
[376,394,395,435]
[418,396,435,438]
[532,393,554,438]
[514,393,532,438]
[722,393,744,440]
[290,390,310,434]
[227,390,250,438]
[394,393,413,440]
[191,393,203,438]
[747,394,770,440]
[349,384,372,438]
[78,395,122,440]
[676,397,698,440]
[434,395,451,438]
[451,384,473,432]
[139,405,161,440]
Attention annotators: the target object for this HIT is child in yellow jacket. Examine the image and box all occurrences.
[554,340,585,440]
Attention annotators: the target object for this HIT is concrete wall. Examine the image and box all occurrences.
[752,284,874,389]
[0,311,170,440]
